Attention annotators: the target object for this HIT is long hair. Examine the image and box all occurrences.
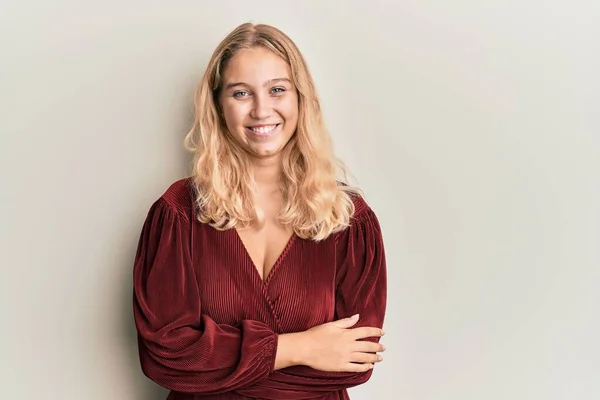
[184,22,360,241]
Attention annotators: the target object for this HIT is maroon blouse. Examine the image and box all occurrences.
[133,178,387,400]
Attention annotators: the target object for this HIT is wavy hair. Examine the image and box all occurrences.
[184,22,360,241]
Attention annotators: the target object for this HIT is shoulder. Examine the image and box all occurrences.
[337,181,373,220]
[334,191,385,259]
[349,192,371,219]
[154,177,196,223]
[335,190,382,242]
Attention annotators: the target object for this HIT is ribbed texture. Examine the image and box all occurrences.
[133,178,387,400]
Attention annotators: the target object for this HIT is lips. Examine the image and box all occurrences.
[246,123,281,136]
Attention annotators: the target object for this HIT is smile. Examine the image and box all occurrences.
[246,123,280,135]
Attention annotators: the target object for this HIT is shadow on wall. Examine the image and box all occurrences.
[119,73,196,400]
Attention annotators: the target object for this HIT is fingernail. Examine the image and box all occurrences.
[353,314,360,319]
[381,329,385,336]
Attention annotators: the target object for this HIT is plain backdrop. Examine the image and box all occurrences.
[1,1,599,399]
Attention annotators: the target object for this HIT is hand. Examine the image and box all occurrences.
[299,314,385,372]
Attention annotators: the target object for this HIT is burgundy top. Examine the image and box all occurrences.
[133,178,387,400]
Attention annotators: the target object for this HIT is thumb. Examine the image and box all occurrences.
[331,314,360,328]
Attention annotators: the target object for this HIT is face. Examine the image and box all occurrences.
[219,47,299,160]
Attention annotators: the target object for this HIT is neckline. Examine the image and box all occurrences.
[232,228,297,286]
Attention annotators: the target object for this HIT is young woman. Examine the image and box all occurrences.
[133,22,387,400]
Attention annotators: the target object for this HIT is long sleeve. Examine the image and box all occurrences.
[132,197,278,395]
[240,204,388,398]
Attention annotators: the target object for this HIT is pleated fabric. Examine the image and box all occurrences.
[133,178,387,400]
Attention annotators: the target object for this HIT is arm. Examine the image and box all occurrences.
[241,204,388,395]
[133,198,277,395]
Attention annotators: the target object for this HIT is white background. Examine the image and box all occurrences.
[1,1,599,399]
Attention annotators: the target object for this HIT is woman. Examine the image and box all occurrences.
[133,22,387,400]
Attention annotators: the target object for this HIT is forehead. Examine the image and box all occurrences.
[222,47,292,84]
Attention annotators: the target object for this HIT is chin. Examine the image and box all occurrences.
[250,145,284,158]
[241,133,293,158]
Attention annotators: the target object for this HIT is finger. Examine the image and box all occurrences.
[330,314,360,328]
[350,326,384,340]
[341,362,374,373]
[353,341,385,354]
[350,352,383,364]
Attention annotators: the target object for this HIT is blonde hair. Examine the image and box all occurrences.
[184,22,360,241]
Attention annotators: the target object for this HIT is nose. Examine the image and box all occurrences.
[249,93,272,120]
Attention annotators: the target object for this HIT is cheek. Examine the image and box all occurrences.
[222,102,246,128]
[281,96,299,125]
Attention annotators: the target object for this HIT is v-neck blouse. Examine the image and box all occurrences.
[133,178,387,400]
[232,224,297,285]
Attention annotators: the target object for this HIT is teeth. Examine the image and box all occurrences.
[250,124,277,134]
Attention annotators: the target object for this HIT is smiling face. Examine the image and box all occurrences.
[219,46,299,160]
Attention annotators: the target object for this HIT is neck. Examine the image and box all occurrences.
[251,155,282,190]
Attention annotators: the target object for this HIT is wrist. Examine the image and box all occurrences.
[290,331,310,366]
[275,332,309,369]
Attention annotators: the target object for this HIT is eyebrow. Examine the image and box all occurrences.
[224,78,292,91]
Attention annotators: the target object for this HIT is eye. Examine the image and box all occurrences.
[271,87,286,94]
[232,90,250,98]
